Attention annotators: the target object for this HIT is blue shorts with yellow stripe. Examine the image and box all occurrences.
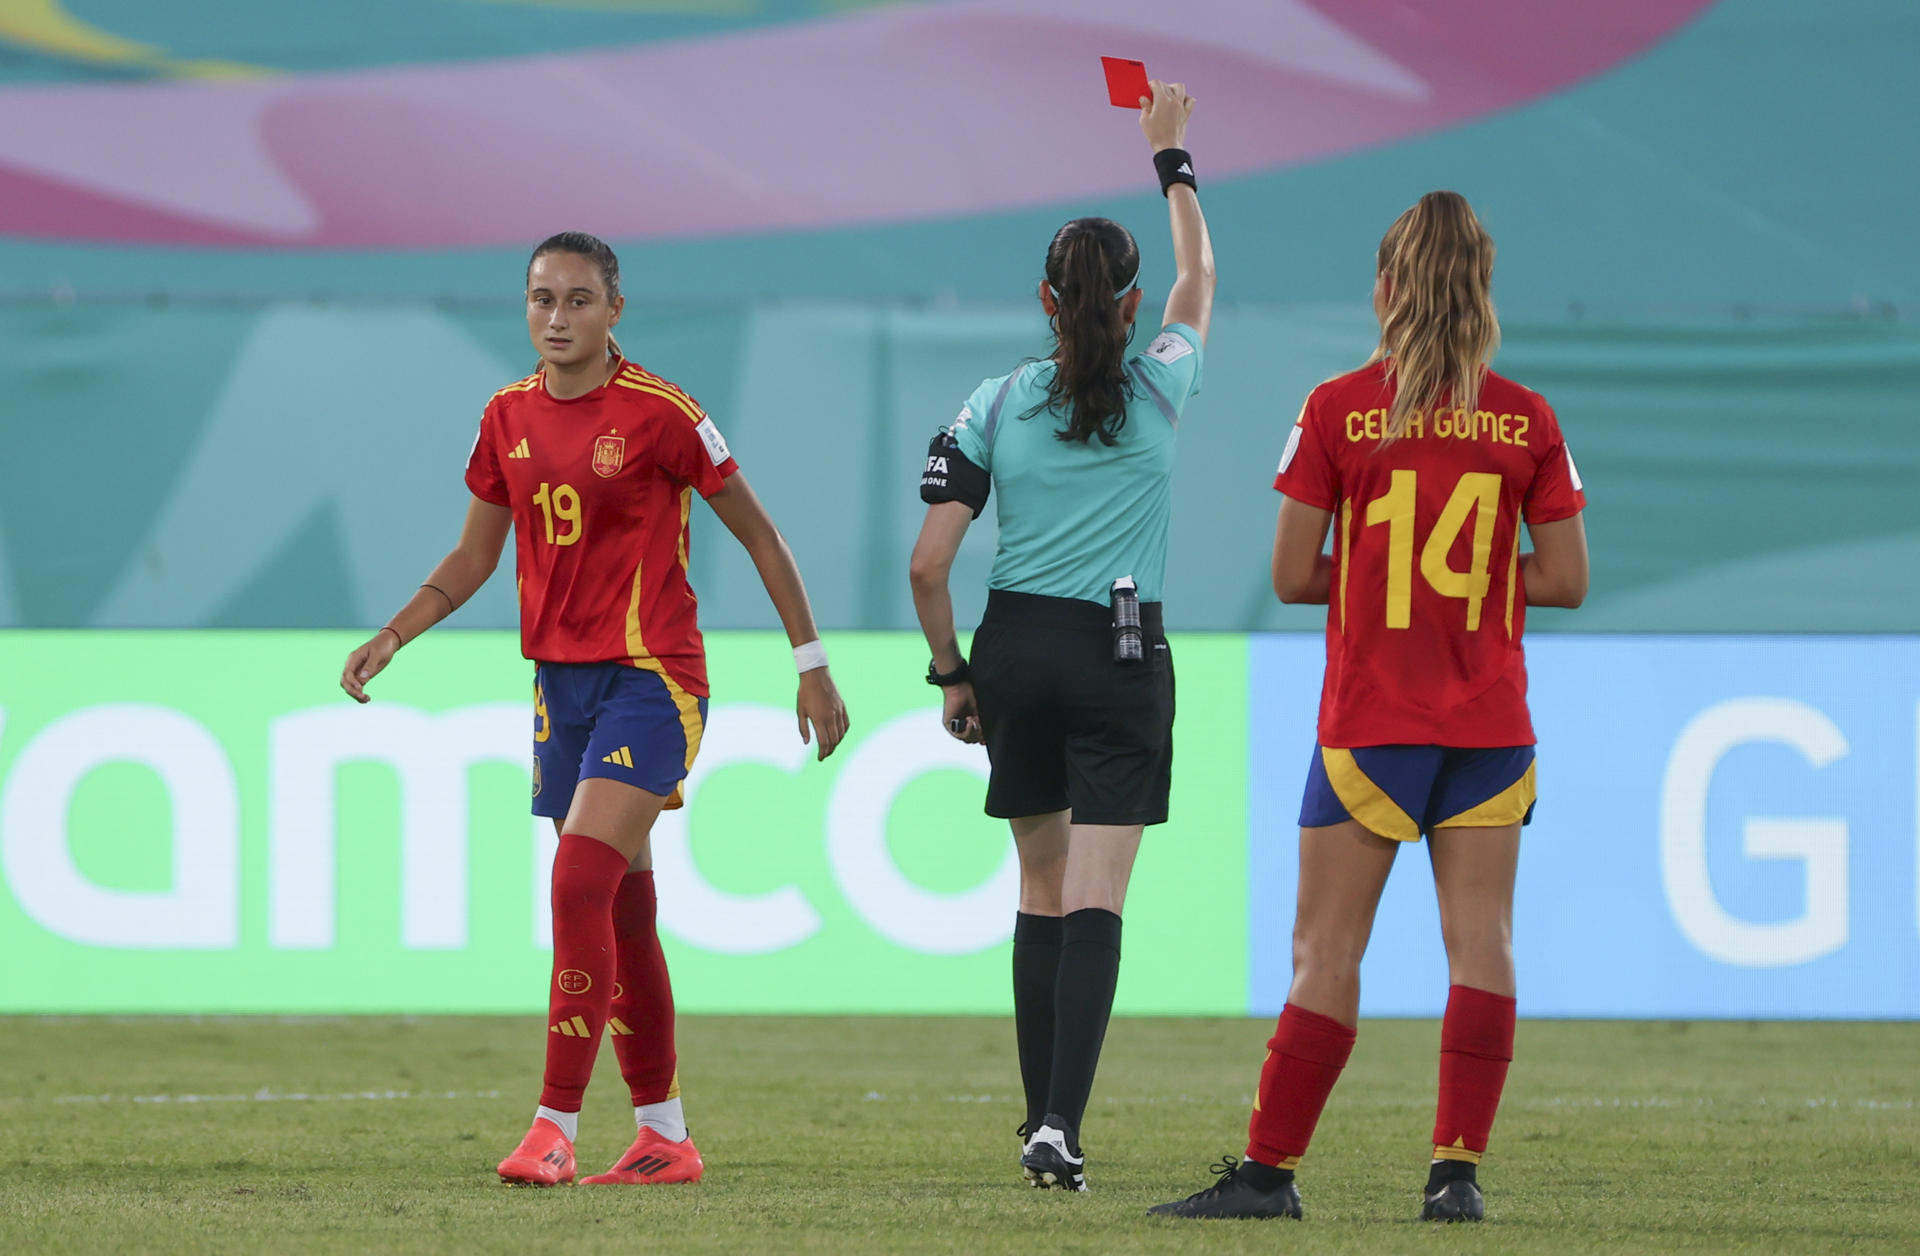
[532,662,707,818]
[1299,744,1536,844]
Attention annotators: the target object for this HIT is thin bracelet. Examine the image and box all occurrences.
[421,583,456,612]
[379,625,405,648]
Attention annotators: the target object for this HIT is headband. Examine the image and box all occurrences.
[1047,266,1141,302]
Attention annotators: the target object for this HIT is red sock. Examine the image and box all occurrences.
[1432,984,1517,1163]
[537,834,631,1113]
[1245,1003,1357,1168]
[608,871,678,1106]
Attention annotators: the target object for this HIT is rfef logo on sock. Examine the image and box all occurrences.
[557,968,592,995]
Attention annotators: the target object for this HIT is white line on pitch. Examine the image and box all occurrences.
[8,1088,507,1107]
[857,1092,1914,1111]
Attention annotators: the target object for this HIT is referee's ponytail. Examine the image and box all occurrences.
[1369,192,1499,446]
[1035,218,1140,446]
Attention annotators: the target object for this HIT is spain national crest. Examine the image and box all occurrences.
[592,434,626,478]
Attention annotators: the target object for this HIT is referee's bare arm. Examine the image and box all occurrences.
[909,502,982,743]
[909,502,973,675]
[1142,80,1215,343]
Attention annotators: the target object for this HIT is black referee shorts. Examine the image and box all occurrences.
[968,589,1175,827]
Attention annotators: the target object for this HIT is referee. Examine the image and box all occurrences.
[908,79,1214,1193]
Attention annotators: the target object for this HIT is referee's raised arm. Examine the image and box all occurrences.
[1142,80,1215,344]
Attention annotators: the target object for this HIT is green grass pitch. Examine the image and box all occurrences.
[2,1016,1915,1254]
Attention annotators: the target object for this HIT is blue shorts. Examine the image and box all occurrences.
[1298,744,1536,843]
[532,662,708,818]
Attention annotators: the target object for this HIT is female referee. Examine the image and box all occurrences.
[338,231,849,1188]
[909,80,1214,1192]
[1151,192,1588,1222]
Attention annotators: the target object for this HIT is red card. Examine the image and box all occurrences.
[1101,56,1150,109]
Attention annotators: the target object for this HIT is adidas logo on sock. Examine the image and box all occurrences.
[549,1015,591,1037]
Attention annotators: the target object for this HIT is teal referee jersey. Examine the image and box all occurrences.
[951,322,1203,605]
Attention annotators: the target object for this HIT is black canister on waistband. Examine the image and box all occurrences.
[1111,576,1144,663]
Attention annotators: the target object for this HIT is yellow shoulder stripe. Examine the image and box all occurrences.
[621,365,699,409]
[490,373,542,401]
[620,362,684,390]
[614,377,704,422]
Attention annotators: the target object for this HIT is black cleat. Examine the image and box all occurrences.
[1019,1119,1087,1192]
[1148,1156,1303,1219]
[1421,1178,1485,1221]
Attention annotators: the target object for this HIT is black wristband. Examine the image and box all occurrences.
[926,658,971,687]
[1154,147,1196,197]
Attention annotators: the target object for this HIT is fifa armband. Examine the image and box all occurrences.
[919,429,990,519]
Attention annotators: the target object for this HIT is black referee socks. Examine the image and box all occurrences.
[1012,912,1064,1133]
[1045,907,1124,1146]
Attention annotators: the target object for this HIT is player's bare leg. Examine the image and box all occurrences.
[1428,823,1521,997]
[560,776,671,866]
[1288,819,1400,1024]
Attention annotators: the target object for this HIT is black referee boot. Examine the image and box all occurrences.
[1019,1115,1086,1192]
[1148,1156,1302,1219]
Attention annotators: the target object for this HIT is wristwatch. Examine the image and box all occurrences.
[926,658,971,687]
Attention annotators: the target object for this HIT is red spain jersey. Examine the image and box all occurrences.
[1273,362,1585,747]
[465,359,740,696]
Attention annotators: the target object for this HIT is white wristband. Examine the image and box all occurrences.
[793,640,829,674]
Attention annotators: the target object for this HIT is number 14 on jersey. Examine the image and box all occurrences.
[1362,469,1504,630]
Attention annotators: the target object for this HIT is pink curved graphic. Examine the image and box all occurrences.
[0,0,1716,247]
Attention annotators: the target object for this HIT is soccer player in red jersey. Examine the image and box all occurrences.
[339,231,849,1187]
[1152,192,1589,1222]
